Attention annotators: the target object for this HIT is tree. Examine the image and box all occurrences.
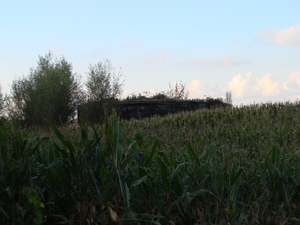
[166,81,189,100]
[86,59,124,102]
[0,85,4,116]
[225,90,232,104]
[10,52,82,126]
[0,85,4,112]
[78,60,124,124]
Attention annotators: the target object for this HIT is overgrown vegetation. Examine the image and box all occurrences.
[86,59,124,102]
[78,59,124,124]
[1,101,300,224]
[126,80,189,101]
[9,53,83,126]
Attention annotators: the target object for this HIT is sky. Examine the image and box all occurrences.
[1,1,299,105]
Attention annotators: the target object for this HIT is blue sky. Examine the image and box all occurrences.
[1,1,299,105]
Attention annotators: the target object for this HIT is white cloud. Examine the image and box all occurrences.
[228,72,253,99]
[216,56,251,66]
[146,51,167,64]
[188,80,220,99]
[188,80,205,98]
[283,70,300,94]
[148,89,160,97]
[228,72,281,99]
[217,56,236,66]
[254,74,280,97]
[257,24,300,46]
[273,24,300,46]
[121,89,133,99]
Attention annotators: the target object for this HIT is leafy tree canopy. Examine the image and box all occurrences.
[86,59,124,102]
[10,52,82,126]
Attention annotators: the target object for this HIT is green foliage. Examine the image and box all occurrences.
[165,81,189,100]
[126,81,189,101]
[150,93,169,100]
[10,52,82,126]
[77,98,119,124]
[225,90,233,104]
[0,101,300,224]
[81,59,124,125]
[86,59,124,102]
[125,93,149,100]
[0,85,4,116]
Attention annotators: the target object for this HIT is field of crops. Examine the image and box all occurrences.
[1,101,300,224]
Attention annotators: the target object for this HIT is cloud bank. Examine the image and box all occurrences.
[283,70,300,94]
[228,71,300,103]
[254,74,280,97]
[257,24,300,46]
[123,71,299,105]
[186,71,300,105]
[188,80,207,98]
[228,72,253,99]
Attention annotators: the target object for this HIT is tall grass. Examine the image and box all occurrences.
[0,101,300,224]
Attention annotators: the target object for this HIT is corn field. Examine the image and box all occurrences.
[0,101,300,224]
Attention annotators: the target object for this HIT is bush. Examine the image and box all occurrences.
[10,52,82,126]
[86,59,124,102]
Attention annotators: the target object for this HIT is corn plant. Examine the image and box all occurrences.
[1,101,300,224]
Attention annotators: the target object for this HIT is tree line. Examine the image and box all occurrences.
[0,53,125,126]
[0,52,231,126]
